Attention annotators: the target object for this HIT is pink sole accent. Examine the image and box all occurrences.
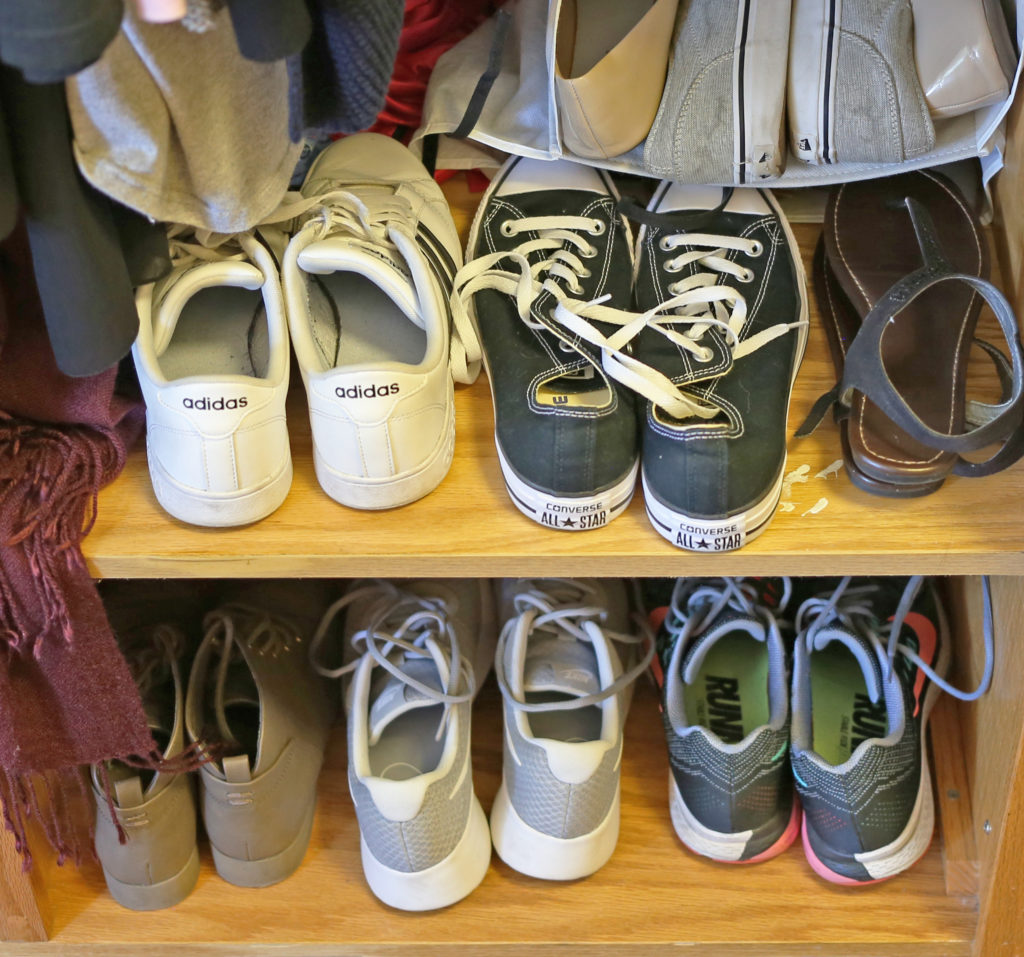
[720,797,802,865]
[801,817,887,886]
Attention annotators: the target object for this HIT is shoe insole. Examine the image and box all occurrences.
[685,635,770,745]
[527,691,602,743]
[368,705,446,780]
[809,645,889,765]
[160,286,269,380]
[307,272,427,373]
[535,368,612,409]
[561,0,657,77]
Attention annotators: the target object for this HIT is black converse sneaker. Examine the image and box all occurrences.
[454,158,639,531]
[630,184,808,552]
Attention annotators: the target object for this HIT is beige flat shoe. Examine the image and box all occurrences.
[555,0,679,159]
[910,0,1015,118]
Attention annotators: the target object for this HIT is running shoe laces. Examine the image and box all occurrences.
[310,581,473,742]
[796,576,994,702]
[494,578,653,715]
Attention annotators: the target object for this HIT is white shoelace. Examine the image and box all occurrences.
[452,212,614,386]
[552,228,806,420]
[288,188,482,385]
[494,579,653,715]
[309,581,473,743]
[664,577,793,644]
[796,576,994,702]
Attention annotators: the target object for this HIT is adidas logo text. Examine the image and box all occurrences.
[183,396,248,410]
[335,383,400,399]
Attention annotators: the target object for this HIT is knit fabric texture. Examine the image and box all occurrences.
[287,0,404,142]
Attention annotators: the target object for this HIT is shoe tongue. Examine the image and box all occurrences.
[811,626,884,702]
[681,614,766,685]
[296,237,424,330]
[522,636,600,698]
[152,260,265,356]
[368,659,444,745]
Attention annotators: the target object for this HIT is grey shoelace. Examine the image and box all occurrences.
[494,579,653,715]
[796,576,994,702]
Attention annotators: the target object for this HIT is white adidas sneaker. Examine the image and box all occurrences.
[132,228,292,527]
[282,132,477,510]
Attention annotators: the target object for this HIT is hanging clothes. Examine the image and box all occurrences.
[67,5,301,233]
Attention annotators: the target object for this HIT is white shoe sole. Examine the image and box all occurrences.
[211,800,314,888]
[149,449,292,527]
[496,441,637,531]
[360,795,491,911]
[490,779,620,880]
[312,401,455,509]
[102,844,199,911]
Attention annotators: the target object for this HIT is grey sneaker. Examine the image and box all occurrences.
[185,582,335,888]
[490,578,651,880]
[311,579,495,911]
[92,585,200,911]
[788,0,934,165]
[645,0,792,184]
[655,577,798,863]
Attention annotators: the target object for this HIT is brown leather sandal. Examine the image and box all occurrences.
[798,169,1024,496]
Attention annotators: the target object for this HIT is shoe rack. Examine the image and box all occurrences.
[2,117,1024,957]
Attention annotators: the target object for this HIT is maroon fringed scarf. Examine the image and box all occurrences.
[0,224,155,867]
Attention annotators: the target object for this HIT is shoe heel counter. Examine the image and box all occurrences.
[94,776,197,887]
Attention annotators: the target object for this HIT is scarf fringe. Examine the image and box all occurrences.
[0,421,124,657]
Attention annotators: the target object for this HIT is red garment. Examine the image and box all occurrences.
[369,0,504,138]
[0,224,150,867]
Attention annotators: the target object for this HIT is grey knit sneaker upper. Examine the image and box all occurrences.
[311,578,495,909]
[493,579,651,864]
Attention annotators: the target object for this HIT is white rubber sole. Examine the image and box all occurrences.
[644,463,785,553]
[360,795,491,911]
[641,188,809,553]
[668,774,751,862]
[102,844,199,911]
[312,402,455,509]
[496,442,638,531]
[211,801,315,888]
[490,779,620,880]
[149,449,292,528]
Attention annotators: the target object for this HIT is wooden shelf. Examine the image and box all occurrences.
[85,185,1024,579]
[26,679,976,957]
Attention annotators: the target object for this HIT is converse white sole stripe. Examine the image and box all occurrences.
[496,441,637,531]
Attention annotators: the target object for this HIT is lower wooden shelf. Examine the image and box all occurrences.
[22,678,976,956]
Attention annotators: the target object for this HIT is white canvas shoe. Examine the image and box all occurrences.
[132,227,292,527]
[282,132,478,510]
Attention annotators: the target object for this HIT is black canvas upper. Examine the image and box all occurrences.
[633,189,803,520]
[469,160,638,497]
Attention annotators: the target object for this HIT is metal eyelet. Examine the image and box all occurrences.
[581,245,599,259]
[738,268,755,283]
[659,235,675,252]
[588,220,606,236]
[748,239,764,257]
[668,282,682,295]
[500,220,516,237]
[558,340,574,352]
[664,260,683,274]
[578,267,592,279]
[697,347,714,362]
